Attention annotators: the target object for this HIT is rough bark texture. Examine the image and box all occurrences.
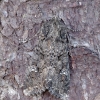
[0,0,100,100]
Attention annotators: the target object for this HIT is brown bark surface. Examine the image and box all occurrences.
[0,0,100,100]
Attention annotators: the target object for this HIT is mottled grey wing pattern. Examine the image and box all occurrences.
[23,18,70,99]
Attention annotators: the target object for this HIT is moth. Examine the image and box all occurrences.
[23,18,70,100]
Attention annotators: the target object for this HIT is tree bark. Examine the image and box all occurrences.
[0,0,100,100]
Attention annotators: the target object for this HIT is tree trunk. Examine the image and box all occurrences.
[0,0,100,100]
